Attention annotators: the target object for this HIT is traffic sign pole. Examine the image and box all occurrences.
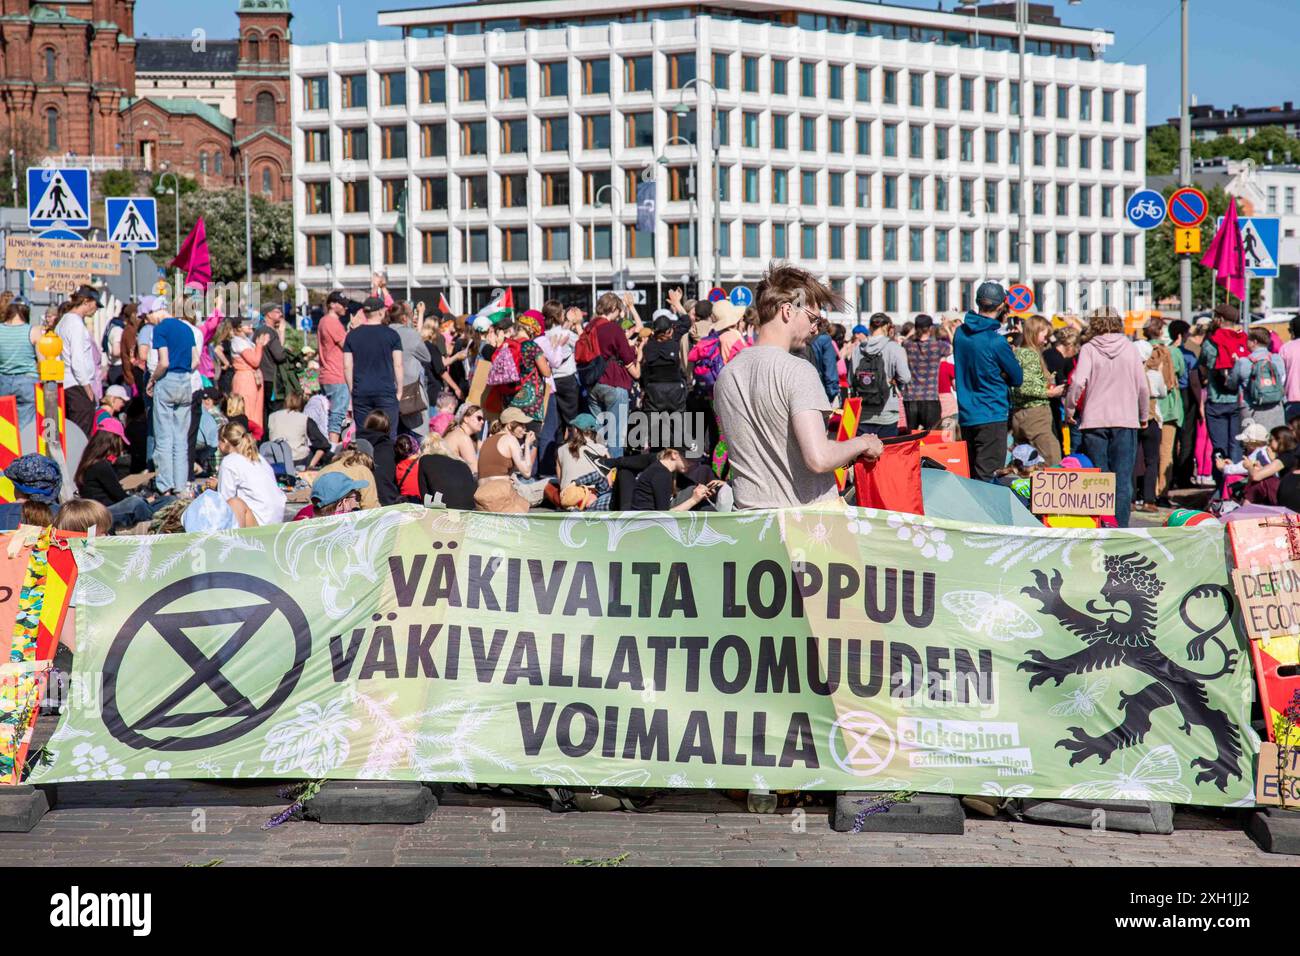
[129,248,137,304]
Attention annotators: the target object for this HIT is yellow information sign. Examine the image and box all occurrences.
[1176,226,1202,255]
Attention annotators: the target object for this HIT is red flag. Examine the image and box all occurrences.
[437,292,453,315]
[1200,199,1246,302]
[170,217,212,292]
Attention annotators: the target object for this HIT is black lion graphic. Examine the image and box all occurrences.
[1018,553,1243,791]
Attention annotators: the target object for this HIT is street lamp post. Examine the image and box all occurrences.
[1178,0,1192,325]
[156,167,182,299]
[674,77,721,290]
[593,183,624,306]
[658,135,699,291]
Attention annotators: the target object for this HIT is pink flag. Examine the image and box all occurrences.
[170,216,212,292]
[1200,199,1246,302]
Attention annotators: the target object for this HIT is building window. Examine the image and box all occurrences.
[626,223,653,258]
[829,225,844,259]
[935,178,948,211]
[624,56,652,93]
[627,112,654,148]
[344,232,370,266]
[960,229,973,263]
[1079,87,1093,121]
[985,130,998,163]
[743,167,760,203]
[422,230,448,264]
[960,128,974,162]
[883,174,897,209]
[462,175,488,209]
[910,280,926,313]
[801,170,817,205]
[909,176,923,211]
[960,178,973,213]
[543,226,570,261]
[772,169,787,204]
[772,59,787,95]
[985,78,998,112]
[256,91,276,125]
[460,66,485,102]
[305,179,332,214]
[381,125,407,160]
[343,180,369,214]
[43,47,56,82]
[500,64,527,100]
[800,60,816,97]
[856,225,871,261]
[460,121,487,156]
[304,76,328,110]
[1056,85,1069,119]
[1056,233,1068,265]
[1123,234,1136,265]
[883,123,897,157]
[1010,81,1020,116]
[856,173,871,208]
[771,222,787,258]
[420,68,445,104]
[883,69,897,104]
[831,119,844,154]
[1056,134,1069,168]
[1056,184,1069,217]
[342,74,366,109]
[829,171,844,206]
[882,227,897,261]
[248,35,260,63]
[582,58,610,95]
[668,53,695,89]
[1124,92,1137,124]
[1123,139,1137,172]
[934,229,948,261]
[801,115,817,152]
[773,114,788,150]
[215,153,223,175]
[1033,83,1045,117]
[934,125,948,160]
[667,108,696,144]
[935,74,949,109]
[1101,233,1114,266]
[909,227,924,261]
[500,174,526,208]
[542,172,569,206]
[419,123,445,158]
[884,280,898,313]
[381,178,405,212]
[464,230,488,263]
[856,66,870,102]
[910,72,924,108]
[742,56,758,93]
[986,229,998,263]
[801,225,817,259]
[422,177,448,211]
[380,72,405,107]
[584,114,611,150]
[502,227,528,262]
[382,231,405,265]
[199,152,209,175]
[306,233,331,267]
[541,117,569,152]
[828,64,843,100]
[742,111,759,149]
[960,76,974,111]
[501,119,526,154]
[670,222,696,257]
[583,169,611,205]
[541,61,568,97]
[1102,90,1115,123]
[713,52,729,90]
[743,221,760,258]
[584,223,612,259]
[304,128,329,163]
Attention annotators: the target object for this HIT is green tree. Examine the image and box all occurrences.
[150,189,292,283]
[1147,124,1179,176]
[1147,184,1265,311]
[0,119,45,207]
[1149,124,1300,176]
[97,169,141,198]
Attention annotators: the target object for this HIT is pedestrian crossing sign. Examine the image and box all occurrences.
[105,197,159,251]
[27,167,90,229]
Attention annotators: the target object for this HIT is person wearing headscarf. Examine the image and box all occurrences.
[0,453,63,529]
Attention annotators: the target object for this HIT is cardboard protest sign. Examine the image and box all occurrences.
[1255,742,1300,809]
[28,505,1255,806]
[1031,471,1117,516]
[4,236,120,275]
[1231,561,1300,641]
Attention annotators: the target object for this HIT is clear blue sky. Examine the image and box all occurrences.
[136,0,1296,124]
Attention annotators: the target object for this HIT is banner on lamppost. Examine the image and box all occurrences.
[636,180,656,233]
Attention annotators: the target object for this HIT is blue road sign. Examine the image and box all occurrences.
[729,285,753,308]
[1213,216,1282,278]
[708,287,726,303]
[1126,189,1167,230]
[1006,283,1034,313]
[105,197,159,251]
[1168,187,1208,228]
[27,167,90,229]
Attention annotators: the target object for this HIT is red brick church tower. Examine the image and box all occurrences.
[232,0,292,202]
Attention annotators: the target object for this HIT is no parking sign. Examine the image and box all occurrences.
[1006,283,1034,314]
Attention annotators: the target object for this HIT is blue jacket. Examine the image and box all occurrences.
[809,333,839,402]
[953,311,1023,427]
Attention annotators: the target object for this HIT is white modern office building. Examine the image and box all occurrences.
[290,0,1146,316]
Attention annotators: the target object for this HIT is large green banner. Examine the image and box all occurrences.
[30,504,1258,806]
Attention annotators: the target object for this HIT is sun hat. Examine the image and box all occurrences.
[311,471,370,507]
[710,300,743,331]
[182,490,237,533]
[105,385,130,403]
[1236,421,1270,444]
[499,407,531,427]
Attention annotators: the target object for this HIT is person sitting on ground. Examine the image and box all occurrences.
[556,412,612,510]
[194,387,223,475]
[75,425,170,532]
[415,432,477,510]
[443,403,483,473]
[475,406,550,511]
[429,391,459,437]
[631,447,729,512]
[293,471,370,521]
[395,433,422,501]
[712,263,884,509]
[315,444,380,510]
[267,390,331,470]
[53,498,112,537]
[357,410,399,506]
[994,444,1048,511]
[0,453,63,529]
[93,385,131,435]
[216,421,286,528]
[224,393,251,436]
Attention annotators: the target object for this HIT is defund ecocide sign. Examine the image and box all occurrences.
[30,506,1255,806]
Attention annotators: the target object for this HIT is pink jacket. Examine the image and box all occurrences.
[1064,333,1150,430]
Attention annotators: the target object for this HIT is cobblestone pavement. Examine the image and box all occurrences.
[2,781,1296,866]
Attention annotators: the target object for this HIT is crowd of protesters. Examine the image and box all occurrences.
[1,264,1297,537]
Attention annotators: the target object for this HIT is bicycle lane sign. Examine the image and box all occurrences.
[1127,189,1167,230]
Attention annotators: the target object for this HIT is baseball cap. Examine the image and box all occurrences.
[97,416,130,445]
[74,285,101,305]
[975,281,1007,310]
[138,294,167,314]
[1010,444,1045,468]
[852,324,869,336]
[472,315,493,332]
[1236,421,1270,444]
[311,471,370,507]
[362,295,386,313]
[105,384,131,403]
[570,412,600,431]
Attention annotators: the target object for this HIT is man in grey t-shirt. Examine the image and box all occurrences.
[714,264,883,510]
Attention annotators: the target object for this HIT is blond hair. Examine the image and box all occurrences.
[225,393,246,417]
[219,421,260,462]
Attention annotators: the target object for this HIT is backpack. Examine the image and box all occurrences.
[1248,355,1284,407]
[851,343,891,406]
[689,332,727,398]
[486,340,521,388]
[575,318,608,390]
